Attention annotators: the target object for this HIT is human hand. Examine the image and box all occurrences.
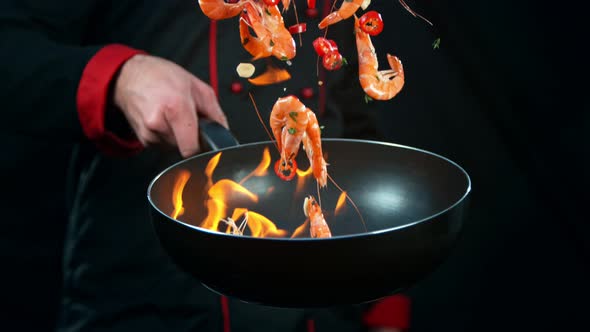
[113,54,228,158]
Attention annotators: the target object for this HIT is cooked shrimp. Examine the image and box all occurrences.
[354,16,405,100]
[239,14,272,60]
[304,195,332,238]
[269,95,327,187]
[318,0,363,29]
[198,0,245,21]
[242,1,296,60]
[301,113,327,188]
[281,0,291,11]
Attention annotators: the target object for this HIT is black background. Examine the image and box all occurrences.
[366,1,588,331]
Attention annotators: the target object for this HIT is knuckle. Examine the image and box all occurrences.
[181,147,198,157]
[143,113,164,133]
[209,88,218,100]
[160,97,186,120]
[137,128,158,146]
[203,86,216,100]
[179,143,200,158]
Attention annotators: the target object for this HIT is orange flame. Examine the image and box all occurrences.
[200,179,259,230]
[172,147,343,239]
[240,147,271,184]
[335,191,347,215]
[248,64,291,86]
[224,208,288,237]
[245,211,288,238]
[202,199,225,231]
[296,164,313,177]
[196,149,290,238]
[171,170,191,219]
[225,207,249,234]
[291,219,309,238]
[231,207,249,221]
[205,152,222,187]
[209,179,259,203]
[295,164,313,193]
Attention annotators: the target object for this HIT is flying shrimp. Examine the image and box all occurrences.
[354,15,405,100]
[269,95,328,188]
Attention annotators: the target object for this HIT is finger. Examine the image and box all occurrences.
[162,97,200,158]
[191,78,229,129]
[142,108,179,147]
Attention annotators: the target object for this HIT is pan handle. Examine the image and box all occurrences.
[199,118,240,151]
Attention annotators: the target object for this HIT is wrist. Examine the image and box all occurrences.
[77,44,147,157]
[105,64,136,141]
[113,53,147,111]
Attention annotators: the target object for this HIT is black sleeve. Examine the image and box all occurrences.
[0,0,103,141]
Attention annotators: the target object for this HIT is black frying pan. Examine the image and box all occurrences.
[148,120,471,308]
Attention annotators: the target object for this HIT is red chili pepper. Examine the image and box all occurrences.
[288,23,307,34]
[358,11,384,36]
[322,51,344,71]
[274,159,298,181]
[307,0,316,9]
[312,37,334,57]
[263,0,280,6]
[327,39,338,52]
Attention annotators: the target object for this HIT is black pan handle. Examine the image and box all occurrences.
[199,118,240,151]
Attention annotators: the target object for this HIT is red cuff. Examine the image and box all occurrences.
[77,44,146,157]
[363,295,411,330]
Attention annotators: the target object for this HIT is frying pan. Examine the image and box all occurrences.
[148,120,471,308]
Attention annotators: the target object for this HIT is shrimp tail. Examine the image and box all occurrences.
[355,16,405,101]
[198,0,244,20]
[318,0,363,29]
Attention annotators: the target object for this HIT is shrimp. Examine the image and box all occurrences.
[242,1,296,60]
[239,14,272,60]
[304,195,332,238]
[198,0,245,21]
[281,0,291,11]
[269,95,327,187]
[301,113,327,188]
[318,0,363,29]
[354,16,405,100]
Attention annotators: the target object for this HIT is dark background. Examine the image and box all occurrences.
[364,1,588,331]
[2,0,587,331]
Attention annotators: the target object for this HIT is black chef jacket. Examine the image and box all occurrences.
[0,0,384,331]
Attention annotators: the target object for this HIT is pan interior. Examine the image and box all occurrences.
[149,139,470,238]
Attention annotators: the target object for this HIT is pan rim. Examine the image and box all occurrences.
[147,138,472,241]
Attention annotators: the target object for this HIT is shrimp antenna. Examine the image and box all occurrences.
[316,181,322,208]
[317,0,339,77]
[248,92,280,152]
[327,173,367,232]
[292,0,303,47]
[398,0,433,26]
